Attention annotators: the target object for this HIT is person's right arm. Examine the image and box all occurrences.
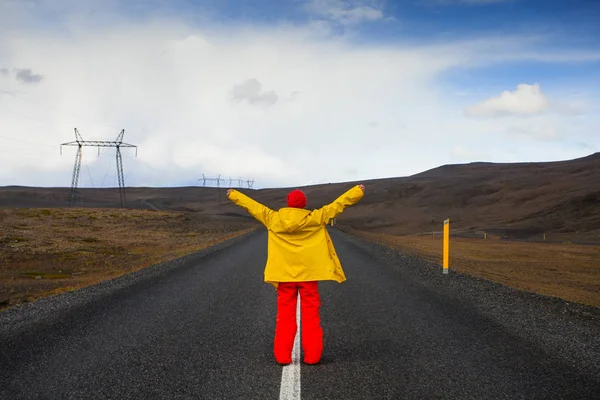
[308,184,365,226]
[227,189,274,226]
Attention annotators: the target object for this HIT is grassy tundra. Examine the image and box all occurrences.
[0,208,256,310]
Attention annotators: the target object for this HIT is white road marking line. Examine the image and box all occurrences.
[279,292,301,400]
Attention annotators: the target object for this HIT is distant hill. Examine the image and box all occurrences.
[1,153,599,241]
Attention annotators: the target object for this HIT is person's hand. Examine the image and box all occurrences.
[359,184,365,193]
[227,189,233,196]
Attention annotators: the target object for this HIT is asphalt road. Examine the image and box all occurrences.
[1,229,599,399]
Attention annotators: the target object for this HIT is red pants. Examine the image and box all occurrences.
[274,281,323,365]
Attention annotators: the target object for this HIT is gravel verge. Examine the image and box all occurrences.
[337,228,600,380]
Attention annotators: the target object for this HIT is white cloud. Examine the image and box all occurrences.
[304,0,384,25]
[0,5,598,189]
[499,51,600,64]
[14,68,44,84]
[452,145,489,161]
[429,35,600,67]
[229,79,279,107]
[0,20,456,187]
[464,83,550,118]
[506,124,561,141]
[464,83,592,119]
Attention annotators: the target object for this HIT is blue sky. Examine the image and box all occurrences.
[0,0,599,188]
[10,0,600,46]
[117,0,600,43]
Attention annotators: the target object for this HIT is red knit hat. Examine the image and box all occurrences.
[287,189,306,209]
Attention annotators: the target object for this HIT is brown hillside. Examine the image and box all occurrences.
[332,152,600,240]
[1,152,599,241]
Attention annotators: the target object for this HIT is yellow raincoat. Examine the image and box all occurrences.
[227,185,364,287]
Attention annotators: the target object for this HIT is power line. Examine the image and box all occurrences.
[100,154,114,187]
[0,135,57,150]
[0,88,124,133]
[0,90,144,147]
[0,148,56,158]
[198,174,255,189]
[0,109,72,131]
[199,174,224,188]
[84,161,95,189]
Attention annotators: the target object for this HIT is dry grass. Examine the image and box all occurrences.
[345,228,600,309]
[0,208,257,310]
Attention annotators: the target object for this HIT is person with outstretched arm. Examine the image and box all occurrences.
[227,184,365,365]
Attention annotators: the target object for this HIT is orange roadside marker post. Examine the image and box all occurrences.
[443,218,450,274]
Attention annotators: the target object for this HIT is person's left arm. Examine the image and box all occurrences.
[227,189,274,226]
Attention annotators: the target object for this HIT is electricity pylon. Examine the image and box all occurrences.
[61,128,137,207]
[199,174,224,188]
[198,174,254,189]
